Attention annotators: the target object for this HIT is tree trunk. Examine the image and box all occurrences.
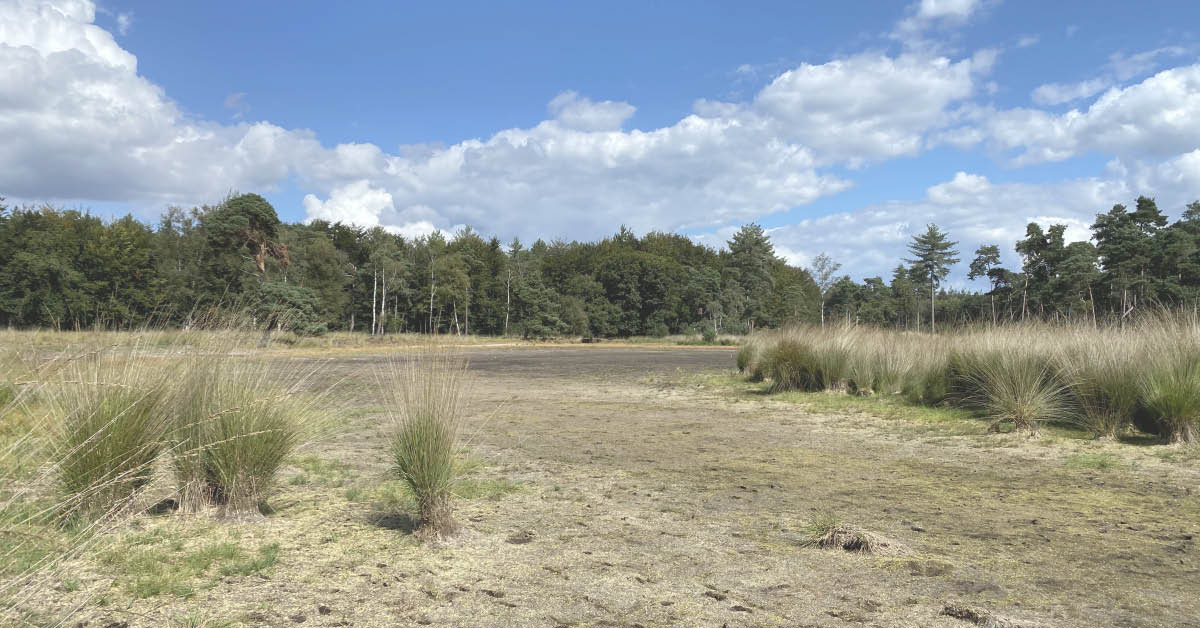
[429,282,437,335]
[930,276,936,334]
[371,267,377,336]
[379,266,387,336]
[504,278,511,336]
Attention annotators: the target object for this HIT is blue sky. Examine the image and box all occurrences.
[3,0,1200,281]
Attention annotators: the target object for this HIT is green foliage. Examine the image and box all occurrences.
[5,193,1200,335]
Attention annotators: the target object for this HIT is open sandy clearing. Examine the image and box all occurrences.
[30,345,1200,628]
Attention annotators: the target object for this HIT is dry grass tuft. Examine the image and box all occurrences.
[800,513,909,556]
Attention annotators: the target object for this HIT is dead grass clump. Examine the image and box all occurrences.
[801,513,908,555]
[378,346,471,540]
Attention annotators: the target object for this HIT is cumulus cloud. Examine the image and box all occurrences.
[302,180,393,228]
[959,64,1200,165]
[753,172,1134,282]
[547,91,636,132]
[751,52,987,165]
[0,0,322,205]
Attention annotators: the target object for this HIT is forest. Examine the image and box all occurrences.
[1,193,1199,336]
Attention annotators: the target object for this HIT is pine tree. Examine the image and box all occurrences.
[905,224,959,333]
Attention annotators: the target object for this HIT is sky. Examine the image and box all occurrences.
[2,0,1200,283]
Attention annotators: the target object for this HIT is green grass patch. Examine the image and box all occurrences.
[1065,453,1123,470]
[99,529,279,598]
[287,455,355,488]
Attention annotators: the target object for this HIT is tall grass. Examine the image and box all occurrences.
[748,317,1200,444]
[952,342,1074,436]
[1,346,162,625]
[43,347,172,517]
[377,347,471,539]
[167,354,334,516]
[1140,348,1200,445]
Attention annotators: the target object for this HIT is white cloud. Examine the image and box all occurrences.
[0,0,322,205]
[893,0,988,49]
[753,52,985,166]
[302,180,393,228]
[1016,35,1038,48]
[5,0,997,240]
[546,91,636,132]
[755,172,1134,281]
[967,64,1200,165]
[1108,46,1189,81]
[1031,77,1111,105]
[114,10,130,35]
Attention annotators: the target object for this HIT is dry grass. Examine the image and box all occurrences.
[801,512,910,555]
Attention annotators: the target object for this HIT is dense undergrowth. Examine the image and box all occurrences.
[739,317,1200,443]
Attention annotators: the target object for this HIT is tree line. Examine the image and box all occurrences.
[1,193,1198,335]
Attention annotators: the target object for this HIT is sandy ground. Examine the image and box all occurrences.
[26,345,1200,627]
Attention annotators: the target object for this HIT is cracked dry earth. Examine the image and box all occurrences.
[50,346,1200,627]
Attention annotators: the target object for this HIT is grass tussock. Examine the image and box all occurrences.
[168,355,336,516]
[747,316,1200,445]
[43,346,173,518]
[378,346,472,540]
[801,512,908,556]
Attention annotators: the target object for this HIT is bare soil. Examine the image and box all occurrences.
[36,345,1200,627]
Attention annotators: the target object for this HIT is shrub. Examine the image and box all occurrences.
[378,347,471,539]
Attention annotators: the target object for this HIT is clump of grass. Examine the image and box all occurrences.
[736,336,765,381]
[762,339,824,392]
[167,354,334,516]
[800,512,907,555]
[44,347,171,517]
[1139,348,1200,445]
[955,344,1074,437]
[378,347,471,540]
[1057,337,1141,439]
